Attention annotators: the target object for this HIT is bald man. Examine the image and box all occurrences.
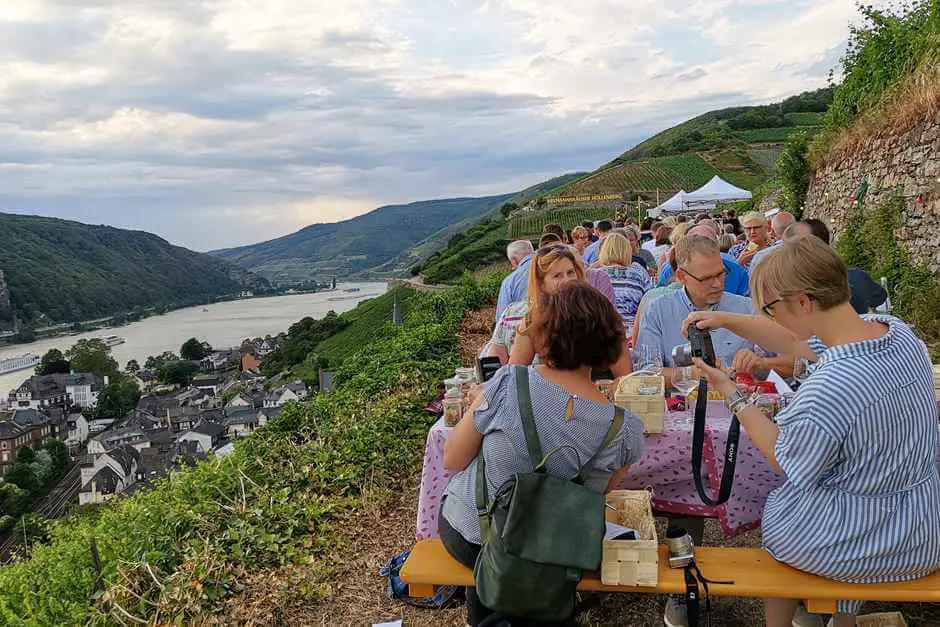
[749,211,795,271]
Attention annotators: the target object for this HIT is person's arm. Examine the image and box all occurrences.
[443,388,487,471]
[683,311,815,360]
[592,271,615,305]
[606,465,632,492]
[483,342,510,365]
[732,349,796,378]
[508,328,536,366]
[692,357,783,474]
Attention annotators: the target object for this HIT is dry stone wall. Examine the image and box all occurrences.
[804,109,940,274]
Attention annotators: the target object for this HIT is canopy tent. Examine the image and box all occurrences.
[683,176,752,208]
[649,190,688,216]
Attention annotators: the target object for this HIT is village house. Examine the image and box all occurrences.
[66,411,89,451]
[201,349,240,372]
[263,381,308,408]
[7,373,102,411]
[167,406,201,434]
[0,409,56,470]
[240,352,261,374]
[178,421,226,453]
[78,444,140,505]
[192,376,224,397]
[87,426,152,455]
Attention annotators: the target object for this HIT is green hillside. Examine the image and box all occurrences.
[0,213,266,326]
[210,195,513,283]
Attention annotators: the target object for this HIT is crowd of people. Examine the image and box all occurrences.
[437,207,940,627]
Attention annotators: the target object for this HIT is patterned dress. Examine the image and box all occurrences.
[599,263,652,328]
[762,315,940,613]
[443,365,645,544]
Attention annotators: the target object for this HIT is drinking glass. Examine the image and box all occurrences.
[671,366,700,398]
[632,345,663,375]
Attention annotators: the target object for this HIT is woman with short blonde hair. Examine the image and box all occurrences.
[570,225,591,255]
[684,236,940,627]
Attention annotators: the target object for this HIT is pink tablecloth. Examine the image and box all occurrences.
[415,401,785,541]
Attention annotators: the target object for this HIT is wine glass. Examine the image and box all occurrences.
[671,366,700,398]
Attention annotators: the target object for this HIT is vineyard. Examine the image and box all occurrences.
[507,207,618,239]
[556,154,718,197]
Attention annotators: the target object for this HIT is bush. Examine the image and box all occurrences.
[0,273,505,624]
[776,132,812,217]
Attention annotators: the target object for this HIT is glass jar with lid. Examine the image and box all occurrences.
[443,377,461,399]
[443,397,463,427]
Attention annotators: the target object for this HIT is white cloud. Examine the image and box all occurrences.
[0,0,879,249]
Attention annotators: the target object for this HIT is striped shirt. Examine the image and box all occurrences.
[599,263,652,328]
[442,365,645,545]
[762,315,940,613]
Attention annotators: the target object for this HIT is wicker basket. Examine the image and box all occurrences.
[614,374,665,434]
[855,612,908,627]
[601,490,659,587]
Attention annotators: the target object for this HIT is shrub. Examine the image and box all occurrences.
[776,132,812,217]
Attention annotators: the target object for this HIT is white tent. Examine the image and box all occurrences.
[649,190,688,216]
[683,176,752,208]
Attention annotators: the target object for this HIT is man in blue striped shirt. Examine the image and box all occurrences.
[495,240,534,320]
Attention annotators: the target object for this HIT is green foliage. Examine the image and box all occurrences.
[156,360,200,387]
[777,132,812,217]
[499,202,519,217]
[507,207,610,240]
[566,154,719,196]
[836,196,940,345]
[316,287,422,365]
[733,127,809,143]
[0,213,266,325]
[825,1,940,131]
[261,312,347,377]
[145,351,179,371]
[125,359,140,374]
[421,218,510,285]
[0,272,503,625]
[36,349,71,376]
[1,440,70,534]
[180,337,212,361]
[93,375,142,421]
[65,339,119,380]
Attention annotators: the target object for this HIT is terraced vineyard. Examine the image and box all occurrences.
[507,207,617,239]
[557,154,718,197]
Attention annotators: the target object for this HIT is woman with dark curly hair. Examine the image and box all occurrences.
[441,282,645,626]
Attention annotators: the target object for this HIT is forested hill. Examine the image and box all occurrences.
[209,194,514,282]
[0,213,267,326]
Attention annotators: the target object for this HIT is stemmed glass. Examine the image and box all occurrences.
[632,346,664,395]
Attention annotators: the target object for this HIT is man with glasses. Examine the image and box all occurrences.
[636,235,762,389]
[655,222,750,296]
[730,211,772,268]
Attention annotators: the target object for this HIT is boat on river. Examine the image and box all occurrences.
[0,353,40,375]
[96,335,125,347]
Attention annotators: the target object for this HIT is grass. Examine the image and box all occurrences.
[316,286,421,365]
[785,112,825,125]
[733,126,816,143]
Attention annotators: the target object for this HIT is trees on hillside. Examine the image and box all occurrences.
[93,375,141,421]
[66,339,119,380]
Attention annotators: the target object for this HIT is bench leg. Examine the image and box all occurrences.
[409,583,436,598]
[805,599,837,614]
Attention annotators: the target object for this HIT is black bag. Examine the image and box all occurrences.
[473,367,624,621]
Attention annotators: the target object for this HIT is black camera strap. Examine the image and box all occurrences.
[691,377,740,506]
[683,559,734,627]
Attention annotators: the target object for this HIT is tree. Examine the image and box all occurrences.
[4,462,38,495]
[157,360,200,387]
[41,440,70,477]
[180,338,211,361]
[66,339,119,380]
[499,202,519,218]
[15,447,35,464]
[94,375,141,420]
[125,359,140,374]
[777,132,811,218]
[36,349,71,376]
[145,351,179,371]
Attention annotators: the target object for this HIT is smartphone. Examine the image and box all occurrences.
[476,356,502,383]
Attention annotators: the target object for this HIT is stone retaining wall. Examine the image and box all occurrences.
[804,109,940,273]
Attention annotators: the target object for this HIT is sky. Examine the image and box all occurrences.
[0,0,875,251]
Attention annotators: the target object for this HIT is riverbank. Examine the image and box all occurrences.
[0,282,387,397]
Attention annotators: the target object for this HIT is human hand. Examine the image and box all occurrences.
[681,310,729,339]
[732,349,764,375]
[737,248,758,266]
[691,358,737,397]
[465,382,483,407]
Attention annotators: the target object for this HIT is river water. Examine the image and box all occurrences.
[0,282,388,397]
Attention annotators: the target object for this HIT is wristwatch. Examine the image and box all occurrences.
[725,388,749,416]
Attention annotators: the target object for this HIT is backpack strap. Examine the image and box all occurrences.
[475,366,544,541]
[574,406,624,483]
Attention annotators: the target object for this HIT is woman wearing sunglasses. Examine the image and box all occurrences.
[683,236,940,627]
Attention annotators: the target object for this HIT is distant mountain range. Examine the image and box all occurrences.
[0,213,267,327]
[209,172,586,283]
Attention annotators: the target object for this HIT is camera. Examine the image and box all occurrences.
[665,526,695,569]
[476,356,502,383]
[672,327,717,368]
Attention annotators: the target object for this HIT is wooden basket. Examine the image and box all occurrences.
[601,490,658,587]
[855,612,908,627]
[614,374,665,434]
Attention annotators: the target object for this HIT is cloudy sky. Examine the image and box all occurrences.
[0,0,872,251]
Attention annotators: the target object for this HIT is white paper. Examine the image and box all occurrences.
[372,621,402,627]
[767,370,793,396]
[604,521,637,540]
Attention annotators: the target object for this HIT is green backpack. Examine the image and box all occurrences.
[473,366,624,621]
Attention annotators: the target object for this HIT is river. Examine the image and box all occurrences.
[0,282,388,397]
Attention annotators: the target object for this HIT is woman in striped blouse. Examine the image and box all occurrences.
[683,236,940,627]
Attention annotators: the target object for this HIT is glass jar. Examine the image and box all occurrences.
[443,397,463,427]
[443,377,461,399]
[756,393,779,422]
[455,367,477,384]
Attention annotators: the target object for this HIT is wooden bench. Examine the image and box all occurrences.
[401,539,940,614]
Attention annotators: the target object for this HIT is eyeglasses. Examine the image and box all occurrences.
[681,268,726,284]
[761,298,783,317]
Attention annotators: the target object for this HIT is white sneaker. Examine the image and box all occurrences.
[663,597,689,627]
[792,603,826,627]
